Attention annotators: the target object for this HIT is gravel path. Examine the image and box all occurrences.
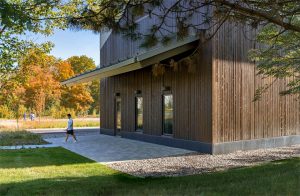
[106,145,300,177]
[0,144,59,150]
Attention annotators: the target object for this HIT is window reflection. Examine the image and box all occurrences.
[163,94,173,135]
[116,97,121,129]
[136,97,143,131]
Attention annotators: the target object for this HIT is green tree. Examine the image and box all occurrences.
[67,55,96,75]
[0,0,77,88]
[3,81,26,129]
[88,81,100,115]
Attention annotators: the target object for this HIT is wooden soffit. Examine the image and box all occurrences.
[61,36,199,86]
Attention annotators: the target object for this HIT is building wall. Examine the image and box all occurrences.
[100,42,213,143]
[211,22,300,143]
[100,19,300,146]
[100,1,208,68]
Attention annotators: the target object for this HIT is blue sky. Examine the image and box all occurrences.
[29,29,100,66]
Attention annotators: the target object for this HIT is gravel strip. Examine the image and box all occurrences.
[0,144,60,150]
[106,145,300,177]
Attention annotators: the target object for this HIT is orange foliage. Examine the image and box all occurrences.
[1,49,97,117]
[24,64,61,116]
[61,84,94,114]
[53,61,75,81]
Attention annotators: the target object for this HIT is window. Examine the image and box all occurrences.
[163,94,173,135]
[135,97,143,131]
[115,97,121,129]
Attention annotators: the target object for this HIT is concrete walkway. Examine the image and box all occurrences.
[28,127,100,134]
[45,134,192,163]
[28,127,100,138]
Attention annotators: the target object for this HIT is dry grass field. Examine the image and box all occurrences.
[0,117,100,130]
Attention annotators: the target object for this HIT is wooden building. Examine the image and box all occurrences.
[63,9,300,154]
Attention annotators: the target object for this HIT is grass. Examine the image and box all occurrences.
[0,131,47,146]
[0,147,299,195]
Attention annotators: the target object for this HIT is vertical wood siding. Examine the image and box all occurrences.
[211,22,300,143]
[100,0,208,68]
[100,42,213,143]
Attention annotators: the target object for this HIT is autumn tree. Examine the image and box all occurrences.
[0,59,29,127]
[25,66,61,119]
[53,60,75,81]
[60,84,94,115]
[0,51,97,119]
[0,0,77,90]
[19,49,61,118]
[66,56,100,114]
[54,60,94,116]
[1,80,26,129]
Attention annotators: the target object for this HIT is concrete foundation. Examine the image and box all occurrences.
[100,128,300,154]
[100,128,115,136]
[120,131,212,153]
[212,135,300,154]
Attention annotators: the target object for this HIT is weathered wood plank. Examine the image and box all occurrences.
[211,21,300,143]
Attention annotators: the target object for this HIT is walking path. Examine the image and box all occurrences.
[45,133,300,177]
[45,134,192,163]
[28,127,100,138]
[27,127,100,134]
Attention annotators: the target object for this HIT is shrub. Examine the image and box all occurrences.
[0,131,48,146]
[0,105,13,119]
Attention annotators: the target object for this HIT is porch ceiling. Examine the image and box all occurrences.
[61,36,199,86]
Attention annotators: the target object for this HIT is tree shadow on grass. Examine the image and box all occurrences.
[0,158,299,196]
[0,147,94,169]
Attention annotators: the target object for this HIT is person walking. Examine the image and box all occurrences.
[65,114,77,143]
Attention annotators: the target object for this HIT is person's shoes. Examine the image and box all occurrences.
[73,140,77,143]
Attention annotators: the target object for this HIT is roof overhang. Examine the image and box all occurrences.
[62,36,199,86]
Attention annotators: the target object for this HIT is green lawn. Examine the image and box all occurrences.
[0,148,299,195]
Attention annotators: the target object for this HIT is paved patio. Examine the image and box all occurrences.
[45,134,192,163]
[44,132,300,177]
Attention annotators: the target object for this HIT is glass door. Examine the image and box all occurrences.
[115,96,121,134]
[163,94,173,135]
[135,97,143,131]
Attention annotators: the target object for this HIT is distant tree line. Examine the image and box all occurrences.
[0,50,99,119]
[1,0,300,103]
